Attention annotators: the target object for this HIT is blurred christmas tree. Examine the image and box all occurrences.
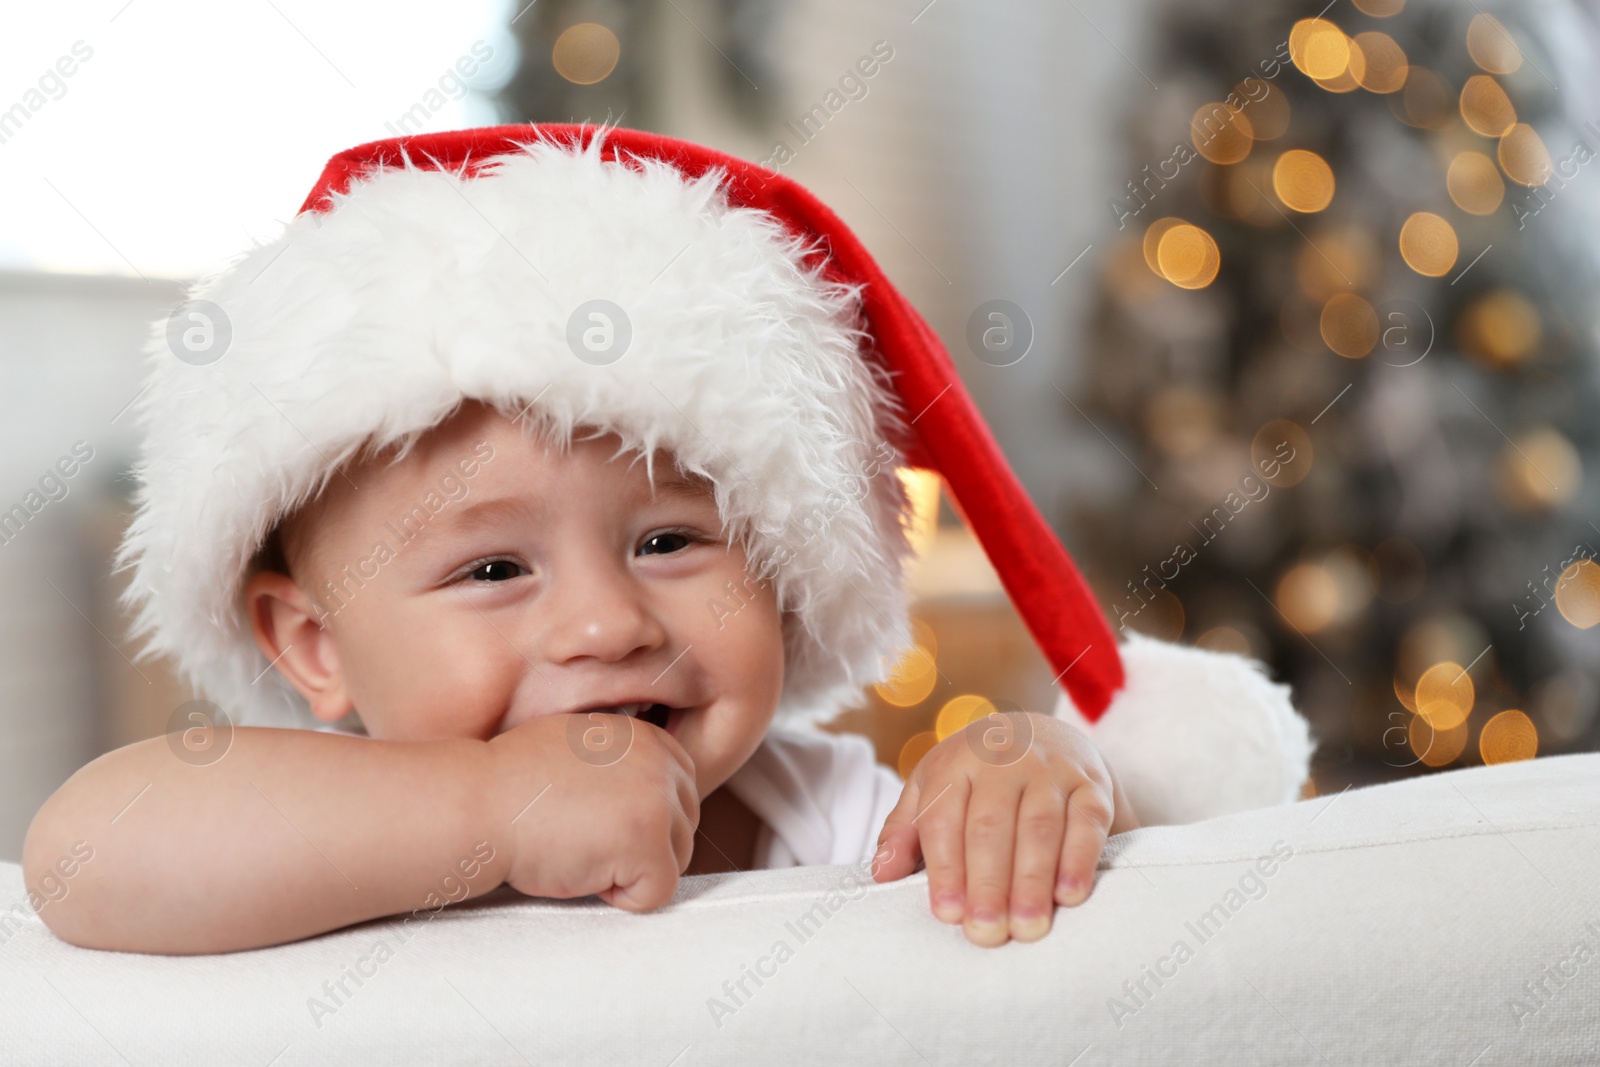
[1074,0,1600,781]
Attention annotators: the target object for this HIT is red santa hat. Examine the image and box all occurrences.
[114,123,1313,824]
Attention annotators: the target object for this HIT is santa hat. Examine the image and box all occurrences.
[114,123,1313,825]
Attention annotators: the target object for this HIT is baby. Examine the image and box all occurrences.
[22,125,1146,957]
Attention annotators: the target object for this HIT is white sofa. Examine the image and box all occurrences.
[3,752,1596,1065]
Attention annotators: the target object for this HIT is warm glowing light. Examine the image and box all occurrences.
[1273,150,1336,212]
[1479,709,1538,764]
[1353,0,1404,14]
[1394,674,1418,713]
[1276,562,1341,632]
[1156,224,1221,289]
[1320,293,1379,358]
[1499,123,1554,186]
[1447,151,1505,215]
[1253,419,1313,488]
[1409,714,1468,767]
[1296,227,1379,299]
[1398,615,1489,693]
[1458,289,1540,368]
[1192,102,1255,164]
[1398,212,1458,277]
[1460,74,1516,137]
[874,644,938,707]
[1196,626,1253,656]
[897,731,939,779]
[899,469,942,557]
[1314,35,1365,93]
[1290,19,1353,81]
[1353,31,1408,92]
[1494,427,1581,511]
[1393,67,1451,128]
[552,23,621,85]
[935,694,995,741]
[1414,661,1474,730]
[1145,386,1222,459]
[1555,560,1600,629]
[1142,217,1184,275]
[1237,81,1291,140]
[1467,13,1523,75]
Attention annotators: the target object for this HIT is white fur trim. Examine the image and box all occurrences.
[113,130,915,730]
[1053,631,1316,825]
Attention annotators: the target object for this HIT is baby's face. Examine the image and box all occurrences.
[246,400,785,800]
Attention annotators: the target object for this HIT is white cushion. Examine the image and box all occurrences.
[3,753,1597,1063]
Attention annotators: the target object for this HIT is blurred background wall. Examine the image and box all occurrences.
[2,0,1597,860]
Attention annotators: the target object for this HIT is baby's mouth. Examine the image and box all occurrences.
[596,702,674,731]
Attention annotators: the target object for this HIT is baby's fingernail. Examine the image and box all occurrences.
[965,908,1007,945]
[1010,908,1050,942]
[933,891,963,922]
[1057,876,1083,902]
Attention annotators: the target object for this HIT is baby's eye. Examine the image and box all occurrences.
[467,559,528,582]
[639,531,694,556]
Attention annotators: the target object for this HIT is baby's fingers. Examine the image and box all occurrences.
[1007,783,1067,942]
[911,776,971,925]
[871,779,923,883]
[1058,784,1113,907]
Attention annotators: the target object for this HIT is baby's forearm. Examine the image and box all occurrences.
[22,728,510,954]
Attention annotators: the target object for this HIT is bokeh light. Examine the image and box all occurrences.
[897,731,939,779]
[1192,102,1255,164]
[1353,31,1407,93]
[1499,123,1554,186]
[1320,293,1380,358]
[1554,560,1600,629]
[1296,226,1379,299]
[1460,74,1517,137]
[1479,709,1538,764]
[1447,150,1506,215]
[1352,0,1404,15]
[1289,19,1353,81]
[1398,212,1459,277]
[1195,626,1255,656]
[1273,149,1336,212]
[935,694,995,741]
[1392,67,1452,128]
[1414,661,1474,731]
[1467,13,1523,75]
[1409,714,1468,767]
[1253,419,1314,487]
[1144,385,1223,458]
[551,23,621,85]
[874,643,938,706]
[1237,81,1291,140]
[1493,426,1582,511]
[1458,289,1540,368]
[1156,223,1222,288]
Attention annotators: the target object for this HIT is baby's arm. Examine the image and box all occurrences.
[22,728,506,955]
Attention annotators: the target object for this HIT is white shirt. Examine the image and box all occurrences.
[310,720,906,871]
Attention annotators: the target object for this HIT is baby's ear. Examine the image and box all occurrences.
[241,570,354,723]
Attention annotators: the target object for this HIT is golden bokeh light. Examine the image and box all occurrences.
[910,616,938,661]
[1458,289,1541,368]
[1192,102,1255,164]
[1353,31,1408,93]
[552,23,622,85]
[1392,67,1451,128]
[1253,418,1314,487]
[1398,212,1459,277]
[1554,559,1600,629]
[1290,19,1353,81]
[1446,150,1505,215]
[1276,562,1341,632]
[1123,588,1186,642]
[1296,226,1379,300]
[897,730,939,779]
[1320,293,1379,358]
[1409,714,1468,767]
[1273,149,1336,212]
[1394,673,1418,713]
[1397,615,1489,694]
[1353,0,1404,14]
[1210,160,1281,225]
[1142,217,1184,275]
[1237,81,1291,140]
[1479,709,1538,764]
[1414,661,1474,731]
[1467,13,1523,75]
[1493,426,1582,511]
[934,694,995,742]
[1460,74,1516,137]
[1156,224,1222,289]
[1499,123,1554,186]
[899,469,942,557]
[874,643,938,707]
[1196,626,1254,657]
[1314,35,1365,93]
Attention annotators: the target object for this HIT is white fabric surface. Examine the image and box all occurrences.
[3,753,1598,1065]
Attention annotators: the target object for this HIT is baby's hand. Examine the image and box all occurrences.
[871,710,1135,947]
[487,711,699,911]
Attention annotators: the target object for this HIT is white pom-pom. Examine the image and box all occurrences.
[1052,630,1317,826]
